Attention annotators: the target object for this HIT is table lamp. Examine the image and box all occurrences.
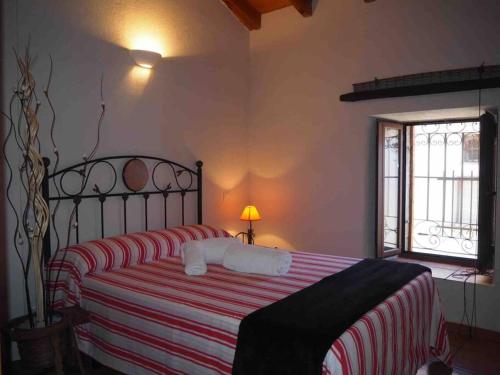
[240,205,261,245]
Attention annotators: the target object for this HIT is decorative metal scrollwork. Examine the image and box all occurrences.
[152,161,194,192]
[412,219,478,257]
[384,136,400,150]
[59,160,117,197]
[53,156,197,198]
[44,155,202,253]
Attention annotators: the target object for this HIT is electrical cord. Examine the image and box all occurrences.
[446,254,492,361]
[448,63,489,361]
[447,270,476,361]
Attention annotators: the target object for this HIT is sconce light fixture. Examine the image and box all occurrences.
[130,49,162,69]
[240,205,261,245]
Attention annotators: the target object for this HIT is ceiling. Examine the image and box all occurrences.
[221,0,375,30]
[221,0,313,30]
[247,0,292,13]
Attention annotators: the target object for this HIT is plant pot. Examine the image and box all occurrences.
[6,312,68,371]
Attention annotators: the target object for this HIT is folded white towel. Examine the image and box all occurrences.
[223,244,292,276]
[181,241,207,276]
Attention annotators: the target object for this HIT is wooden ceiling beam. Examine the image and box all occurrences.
[290,0,313,17]
[222,0,261,30]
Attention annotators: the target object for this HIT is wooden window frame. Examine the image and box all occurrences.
[376,116,497,270]
[376,122,404,258]
[477,112,497,272]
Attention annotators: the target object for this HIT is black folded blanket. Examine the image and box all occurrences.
[232,258,430,375]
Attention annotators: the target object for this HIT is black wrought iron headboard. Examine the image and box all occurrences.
[41,155,203,264]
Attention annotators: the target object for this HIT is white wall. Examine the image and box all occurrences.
[2,0,250,319]
[249,0,500,332]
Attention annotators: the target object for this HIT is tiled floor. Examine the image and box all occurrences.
[418,329,500,375]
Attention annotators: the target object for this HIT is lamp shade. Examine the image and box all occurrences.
[240,205,261,221]
[130,49,162,69]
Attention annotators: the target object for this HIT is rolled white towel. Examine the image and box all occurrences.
[182,241,207,276]
[223,244,292,276]
[201,237,242,264]
[182,237,242,265]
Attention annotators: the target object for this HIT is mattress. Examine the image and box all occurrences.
[74,252,451,375]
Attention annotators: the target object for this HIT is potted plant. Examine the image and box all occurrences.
[1,47,105,372]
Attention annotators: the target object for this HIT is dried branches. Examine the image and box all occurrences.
[1,46,49,327]
[1,46,106,327]
[48,73,106,310]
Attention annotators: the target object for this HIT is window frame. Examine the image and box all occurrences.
[376,121,404,258]
[376,116,497,270]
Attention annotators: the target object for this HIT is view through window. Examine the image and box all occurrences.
[409,121,479,259]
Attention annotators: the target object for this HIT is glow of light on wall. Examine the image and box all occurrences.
[56,0,224,59]
[255,234,296,251]
[183,125,248,191]
[113,12,177,58]
[225,229,244,239]
[207,168,248,191]
[223,231,294,250]
[126,66,152,95]
[68,2,174,57]
[249,119,320,179]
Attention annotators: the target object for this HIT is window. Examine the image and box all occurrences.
[376,114,497,271]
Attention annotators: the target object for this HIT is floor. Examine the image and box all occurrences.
[105,329,499,375]
[10,327,500,374]
[85,330,500,374]
[417,328,500,375]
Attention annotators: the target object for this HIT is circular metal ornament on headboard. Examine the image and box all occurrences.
[122,158,149,192]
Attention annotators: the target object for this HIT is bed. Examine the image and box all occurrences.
[42,156,450,375]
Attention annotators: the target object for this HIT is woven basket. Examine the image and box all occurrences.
[7,312,68,370]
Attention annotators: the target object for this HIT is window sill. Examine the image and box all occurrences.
[391,256,494,286]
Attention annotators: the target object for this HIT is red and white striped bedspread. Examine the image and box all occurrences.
[73,252,450,375]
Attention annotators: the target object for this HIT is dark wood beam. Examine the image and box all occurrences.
[290,0,313,17]
[222,0,261,30]
[340,77,500,102]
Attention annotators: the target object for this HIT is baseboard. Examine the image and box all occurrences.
[446,321,500,343]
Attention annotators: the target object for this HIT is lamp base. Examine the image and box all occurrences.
[247,228,255,245]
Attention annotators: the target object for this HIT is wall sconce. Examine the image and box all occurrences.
[130,49,162,69]
[240,205,261,245]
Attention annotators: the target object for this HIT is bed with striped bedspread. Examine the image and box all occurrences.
[49,225,451,375]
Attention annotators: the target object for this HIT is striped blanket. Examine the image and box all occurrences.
[48,225,450,374]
